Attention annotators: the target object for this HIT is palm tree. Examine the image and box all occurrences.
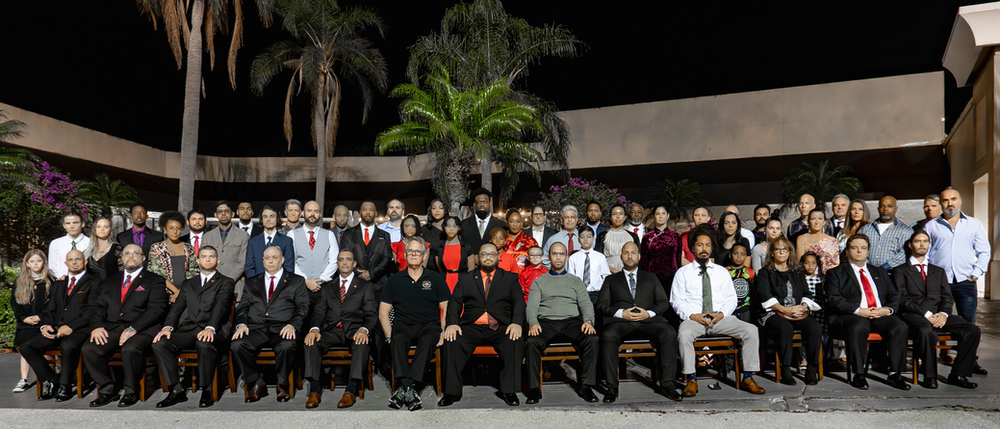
[250,0,388,209]
[137,0,276,213]
[374,70,543,214]
[79,173,139,221]
[406,0,582,202]
[644,178,711,223]
[779,160,861,210]
[0,111,37,184]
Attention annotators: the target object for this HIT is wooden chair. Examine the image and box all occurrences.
[390,347,441,396]
[911,332,954,383]
[772,331,824,384]
[107,352,154,401]
[157,295,239,401]
[35,350,86,399]
[226,348,297,399]
[692,336,741,389]
[538,342,582,392]
[291,347,373,399]
[616,339,659,381]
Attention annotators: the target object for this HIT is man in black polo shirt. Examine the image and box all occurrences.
[379,237,449,411]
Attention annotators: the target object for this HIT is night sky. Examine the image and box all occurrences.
[0,1,980,158]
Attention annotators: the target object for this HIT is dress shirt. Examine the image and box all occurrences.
[858,219,912,269]
[739,227,756,250]
[925,213,991,283]
[290,225,339,282]
[627,223,645,243]
[585,222,601,237]
[669,262,737,321]
[237,221,255,236]
[261,231,278,247]
[188,231,204,249]
[849,262,883,312]
[377,221,402,243]
[165,271,218,333]
[613,267,657,318]
[541,230,582,268]
[265,269,284,304]
[908,256,946,319]
[832,218,846,230]
[567,248,611,292]
[48,234,92,278]
[531,226,547,246]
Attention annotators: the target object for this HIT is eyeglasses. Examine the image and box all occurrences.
[527,254,543,258]
[772,248,790,254]
[405,250,425,255]
[479,252,498,258]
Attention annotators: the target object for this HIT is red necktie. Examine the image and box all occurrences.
[918,264,927,281]
[67,277,76,296]
[340,278,348,302]
[364,227,370,246]
[193,235,200,256]
[859,269,877,308]
[634,227,638,235]
[121,274,132,303]
[268,276,276,301]
[308,231,316,250]
[567,232,574,254]
[484,273,498,331]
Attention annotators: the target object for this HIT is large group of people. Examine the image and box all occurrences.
[7,186,988,410]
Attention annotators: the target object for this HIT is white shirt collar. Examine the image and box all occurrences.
[623,267,638,276]
[909,256,927,266]
[68,271,86,283]
[338,272,355,285]
[123,267,143,279]
[200,271,216,285]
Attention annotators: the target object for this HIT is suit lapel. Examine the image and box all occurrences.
[197,273,216,298]
[121,271,144,306]
[620,271,634,304]
[268,272,292,307]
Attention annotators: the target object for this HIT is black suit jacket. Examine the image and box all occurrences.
[42,271,101,331]
[309,275,377,334]
[90,269,168,335]
[595,269,670,325]
[339,224,394,288]
[892,262,954,316]
[461,215,507,250]
[825,263,898,317]
[235,271,309,334]
[116,228,164,257]
[164,272,236,334]
[235,222,264,239]
[447,268,525,327]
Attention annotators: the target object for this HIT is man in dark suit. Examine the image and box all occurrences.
[302,249,377,409]
[339,201,394,290]
[439,243,526,407]
[596,242,681,402]
[231,246,309,403]
[81,244,168,407]
[893,230,980,389]
[461,188,507,250]
[20,250,98,401]
[246,205,295,277]
[236,201,265,238]
[180,209,210,255]
[116,203,163,258]
[151,245,236,408]
[826,234,910,390]
[528,205,557,250]
[584,201,610,237]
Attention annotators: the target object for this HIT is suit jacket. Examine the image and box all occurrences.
[202,224,249,284]
[893,262,954,316]
[309,275,377,334]
[235,271,309,334]
[447,268,525,327]
[117,227,164,258]
[235,222,264,239]
[90,269,168,335]
[825,263,898,317]
[595,269,670,325]
[754,266,816,320]
[42,271,101,331]
[164,272,235,334]
[584,222,610,238]
[339,224,394,288]
[461,215,507,250]
[245,232,295,277]
[331,225,349,247]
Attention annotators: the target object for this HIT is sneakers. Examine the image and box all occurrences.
[12,379,29,393]
[405,387,422,411]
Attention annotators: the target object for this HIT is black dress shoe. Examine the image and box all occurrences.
[973,363,989,375]
[501,392,519,406]
[779,367,797,386]
[156,390,188,408]
[947,374,978,389]
[525,389,541,404]
[118,393,140,407]
[89,393,120,407]
[199,389,215,408]
[54,384,73,402]
[804,368,819,386]
[886,373,911,390]
[38,380,55,400]
[850,374,869,390]
[437,394,461,407]
[918,378,938,389]
[660,385,683,402]
[602,389,617,404]
[577,386,599,403]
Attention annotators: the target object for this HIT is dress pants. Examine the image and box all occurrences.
[599,320,677,390]
[150,330,227,391]
[899,312,980,378]
[762,315,822,370]
[525,317,598,389]
[950,281,978,326]
[19,330,90,386]
[829,314,908,375]
[443,324,524,396]
[390,321,441,382]
[80,326,155,395]
[678,316,760,374]
[303,326,370,383]
[232,329,296,388]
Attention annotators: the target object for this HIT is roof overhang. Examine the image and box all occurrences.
[943,2,1000,87]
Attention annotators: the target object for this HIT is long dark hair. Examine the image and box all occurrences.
[401,214,422,240]
[426,198,447,223]
[716,211,742,245]
[439,215,463,243]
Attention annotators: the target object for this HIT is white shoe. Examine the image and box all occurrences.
[12,379,29,393]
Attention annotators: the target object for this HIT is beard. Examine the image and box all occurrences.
[943,207,960,218]
[695,256,710,267]
[476,209,490,219]
[480,264,496,273]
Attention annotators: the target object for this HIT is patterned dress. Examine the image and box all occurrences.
[503,231,538,274]
[803,236,840,273]
[726,265,755,322]
[639,228,682,286]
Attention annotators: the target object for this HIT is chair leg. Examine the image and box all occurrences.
[213,366,220,402]
[227,351,237,393]
[434,349,442,397]
[76,355,85,398]
[775,351,781,384]
[734,348,741,390]
[289,369,296,399]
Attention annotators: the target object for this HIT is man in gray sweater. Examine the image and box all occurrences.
[525,242,599,404]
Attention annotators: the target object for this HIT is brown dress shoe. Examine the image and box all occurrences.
[305,392,321,409]
[741,377,766,394]
[682,379,698,397]
[276,385,290,403]
[245,384,267,403]
[337,391,357,408]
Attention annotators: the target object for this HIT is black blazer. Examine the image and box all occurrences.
[87,243,122,281]
[447,268,524,327]
[164,272,235,334]
[339,224,395,289]
[754,266,815,319]
[595,269,670,325]
[461,215,507,250]
[825,263,898,317]
[11,279,49,332]
[90,270,168,335]
[893,262,955,316]
[116,228,164,257]
[42,272,101,331]
[309,275,377,334]
[594,229,642,254]
[235,222,264,239]
[433,242,472,274]
[235,271,309,334]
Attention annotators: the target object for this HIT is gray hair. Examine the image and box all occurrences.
[924,193,940,202]
[285,198,302,211]
[561,205,578,217]
[404,236,428,254]
[832,194,850,203]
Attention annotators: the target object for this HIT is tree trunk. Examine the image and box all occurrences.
[480,154,492,196]
[314,75,327,210]
[177,0,205,214]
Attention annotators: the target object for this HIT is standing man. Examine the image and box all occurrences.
[289,200,339,298]
[302,250,377,409]
[859,196,913,270]
[82,244,167,407]
[461,188,507,249]
[541,205,582,268]
[626,203,646,243]
[584,201,609,237]
[597,242,681,402]
[152,245,236,408]
[235,201,264,238]
[331,205,351,246]
[912,194,942,230]
[786,194,833,244]
[529,205,557,249]
[278,199,303,235]
[232,246,310,403]
[925,188,990,375]
[117,203,164,258]
[567,228,611,304]
[830,194,851,236]
[49,213,90,279]
[378,199,404,242]
[203,200,250,299]
[340,201,394,290]
[751,204,771,246]
[181,209,208,256]
[525,242,600,404]
[439,243,525,407]
[246,205,295,277]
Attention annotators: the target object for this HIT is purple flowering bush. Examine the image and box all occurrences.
[535,177,632,228]
[0,161,88,263]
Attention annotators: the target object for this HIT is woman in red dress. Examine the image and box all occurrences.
[502,209,537,274]
[432,216,472,292]
[390,215,429,271]
[680,206,712,266]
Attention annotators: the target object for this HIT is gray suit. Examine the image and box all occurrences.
[203,224,250,300]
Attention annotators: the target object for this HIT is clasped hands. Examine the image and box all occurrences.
[858,307,892,319]
[926,312,948,329]
[775,304,808,319]
[621,306,650,321]
[690,312,724,328]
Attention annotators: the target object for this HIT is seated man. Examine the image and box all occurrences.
[671,229,765,397]
[525,242,600,404]
[597,242,681,403]
[82,244,167,407]
[893,230,980,389]
[151,245,236,408]
[440,243,525,407]
[826,234,910,390]
[379,237,449,411]
[20,250,99,401]
[231,246,309,403]
[302,250,377,409]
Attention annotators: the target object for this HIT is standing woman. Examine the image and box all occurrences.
[433,215,474,292]
[84,217,122,281]
[751,218,783,272]
[639,205,682,290]
[836,199,870,252]
[503,209,538,274]
[594,204,640,273]
[147,211,197,303]
[391,215,429,271]
[10,249,53,393]
[755,236,823,385]
[714,211,751,268]
[421,198,448,261]
[795,209,840,272]
[680,206,712,266]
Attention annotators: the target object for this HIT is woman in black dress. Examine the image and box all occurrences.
[84,217,122,281]
[10,249,53,393]
[421,198,448,270]
[714,211,750,267]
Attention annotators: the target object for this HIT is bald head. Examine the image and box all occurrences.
[122,244,145,272]
[304,200,322,227]
[621,241,640,270]
[941,189,962,219]
[549,242,568,272]
[65,249,85,275]
[877,196,897,223]
[798,194,816,218]
[334,205,350,228]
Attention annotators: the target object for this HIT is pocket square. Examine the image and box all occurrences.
[135,286,146,292]
[76,289,86,294]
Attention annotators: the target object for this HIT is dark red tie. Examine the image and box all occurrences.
[364,227,370,246]
[268,276,276,300]
[634,227,638,235]
[67,277,76,296]
[567,233,574,254]
[308,231,316,250]
[340,279,348,302]
[918,264,927,281]
[193,235,200,256]
[859,269,877,308]
[484,273,499,331]
[121,274,132,303]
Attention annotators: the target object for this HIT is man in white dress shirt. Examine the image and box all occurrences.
[289,201,339,296]
[183,209,208,256]
[49,213,91,279]
[568,227,611,305]
[626,204,646,243]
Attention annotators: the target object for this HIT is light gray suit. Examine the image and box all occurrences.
[203,224,250,300]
